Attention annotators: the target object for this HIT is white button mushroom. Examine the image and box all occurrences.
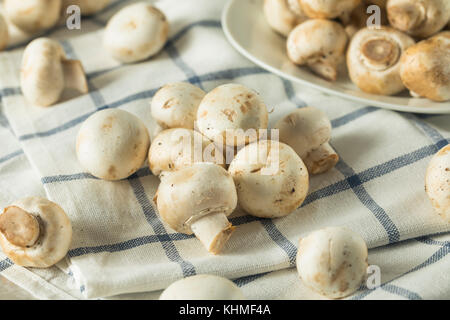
[4,0,61,34]
[20,38,89,107]
[160,274,245,300]
[387,0,450,38]
[297,0,362,20]
[148,128,225,176]
[425,144,450,222]
[0,197,72,268]
[274,107,339,175]
[0,14,8,51]
[263,0,308,37]
[287,19,348,81]
[347,27,415,96]
[103,2,169,64]
[63,0,110,16]
[76,109,150,181]
[154,163,237,254]
[296,227,368,299]
[196,84,269,148]
[151,82,206,130]
[228,140,309,218]
[400,32,450,102]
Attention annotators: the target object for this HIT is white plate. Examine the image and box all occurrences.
[221,0,450,114]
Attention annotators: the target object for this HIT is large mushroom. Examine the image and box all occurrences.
[103,2,169,64]
[154,163,237,254]
[20,38,88,107]
[63,0,110,15]
[347,27,415,95]
[274,107,339,175]
[160,274,245,300]
[425,144,450,222]
[297,0,362,20]
[263,0,308,37]
[76,109,150,181]
[228,140,309,218]
[296,227,368,299]
[0,197,72,268]
[287,19,348,81]
[0,14,8,51]
[400,31,450,102]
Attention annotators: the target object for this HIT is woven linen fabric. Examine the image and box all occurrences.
[0,0,449,299]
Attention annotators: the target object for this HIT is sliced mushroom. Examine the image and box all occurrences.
[228,140,309,218]
[425,144,450,222]
[287,19,348,81]
[298,0,362,20]
[160,274,245,300]
[0,14,8,51]
[21,38,89,107]
[347,27,415,95]
[63,0,110,15]
[154,163,237,254]
[400,31,450,102]
[76,109,150,181]
[387,0,450,38]
[151,82,206,130]
[263,0,308,37]
[103,2,169,64]
[0,197,72,268]
[296,227,368,299]
[4,0,61,34]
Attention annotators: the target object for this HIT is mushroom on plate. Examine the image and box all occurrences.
[274,107,339,175]
[160,274,245,300]
[297,0,362,20]
[287,19,348,81]
[228,140,309,218]
[347,27,415,95]
[0,197,72,268]
[76,109,150,181]
[263,0,308,37]
[296,227,368,299]
[103,2,169,63]
[0,14,8,51]
[21,38,89,107]
[63,0,110,15]
[154,163,237,254]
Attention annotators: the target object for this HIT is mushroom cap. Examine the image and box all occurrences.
[299,0,362,19]
[196,84,269,147]
[4,0,61,33]
[274,107,332,159]
[148,128,225,176]
[0,14,9,51]
[76,108,150,181]
[400,32,450,102]
[103,2,169,63]
[425,144,450,222]
[151,82,206,130]
[0,197,72,268]
[228,140,309,218]
[347,26,415,95]
[263,0,308,37]
[20,38,66,107]
[155,163,237,234]
[296,227,368,299]
[160,274,245,300]
[63,0,110,15]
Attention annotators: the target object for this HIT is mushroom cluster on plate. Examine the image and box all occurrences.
[264,0,450,102]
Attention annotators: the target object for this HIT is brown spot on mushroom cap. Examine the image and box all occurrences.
[163,98,176,109]
[0,206,40,248]
[124,20,137,30]
[222,109,237,122]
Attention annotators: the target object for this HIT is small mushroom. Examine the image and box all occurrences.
[263,0,308,37]
[0,14,8,51]
[287,19,348,81]
[160,274,245,300]
[151,82,206,130]
[228,140,309,218]
[400,31,450,102]
[296,227,368,299]
[347,27,415,95]
[387,0,450,38]
[148,128,225,176]
[0,197,72,268]
[154,163,237,254]
[4,0,61,34]
[76,109,150,181]
[20,38,89,107]
[425,144,450,222]
[274,107,339,175]
[298,0,362,20]
[103,2,169,64]
[63,0,110,15]
[196,84,269,148]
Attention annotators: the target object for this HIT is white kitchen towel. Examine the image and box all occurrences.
[0,0,449,299]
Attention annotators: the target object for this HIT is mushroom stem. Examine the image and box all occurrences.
[308,60,339,82]
[190,212,235,254]
[0,206,40,248]
[304,142,339,175]
[62,59,89,94]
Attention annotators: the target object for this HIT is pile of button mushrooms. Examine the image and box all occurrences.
[265,0,450,102]
[0,0,449,301]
